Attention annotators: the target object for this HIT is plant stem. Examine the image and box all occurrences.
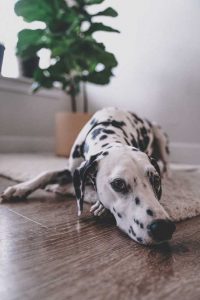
[70,93,77,113]
[83,82,88,113]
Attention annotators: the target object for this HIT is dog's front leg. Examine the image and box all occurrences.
[83,186,107,216]
[90,201,106,216]
[1,169,71,202]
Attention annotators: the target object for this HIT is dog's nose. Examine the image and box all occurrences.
[148,219,176,242]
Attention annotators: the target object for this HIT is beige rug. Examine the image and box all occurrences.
[0,154,200,222]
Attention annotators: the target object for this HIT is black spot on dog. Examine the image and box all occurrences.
[103,129,115,135]
[138,131,150,151]
[124,138,131,146]
[102,151,109,156]
[147,209,154,216]
[73,169,81,198]
[134,219,139,225]
[130,112,144,124]
[135,126,150,152]
[91,128,104,139]
[117,212,122,218]
[102,143,109,147]
[131,137,138,148]
[130,226,136,236]
[144,135,150,149]
[143,183,147,188]
[72,145,82,159]
[138,140,144,151]
[111,120,126,128]
[140,223,144,229]
[99,135,108,140]
[135,197,140,205]
[100,120,129,140]
[113,207,116,212]
[140,127,148,136]
[100,120,125,129]
[137,237,143,243]
[123,131,128,138]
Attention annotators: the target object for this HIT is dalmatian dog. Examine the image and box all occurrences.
[1,107,176,245]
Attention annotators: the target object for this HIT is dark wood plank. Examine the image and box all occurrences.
[0,177,199,300]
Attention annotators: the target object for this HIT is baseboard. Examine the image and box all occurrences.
[0,136,55,153]
[170,142,200,164]
[0,136,199,164]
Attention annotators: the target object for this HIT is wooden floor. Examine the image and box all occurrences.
[0,177,200,300]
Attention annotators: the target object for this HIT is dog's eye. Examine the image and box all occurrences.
[110,178,129,194]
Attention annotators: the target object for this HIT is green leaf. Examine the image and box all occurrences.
[93,7,118,17]
[86,23,120,34]
[16,29,47,58]
[97,51,118,68]
[51,37,74,57]
[84,0,105,5]
[67,37,118,74]
[33,65,70,91]
[84,68,113,85]
[33,68,54,89]
[15,0,54,23]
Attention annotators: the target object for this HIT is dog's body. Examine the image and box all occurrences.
[1,107,175,245]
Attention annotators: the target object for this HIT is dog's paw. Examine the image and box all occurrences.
[90,201,106,216]
[0,184,30,202]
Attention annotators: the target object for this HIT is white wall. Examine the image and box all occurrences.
[87,0,200,163]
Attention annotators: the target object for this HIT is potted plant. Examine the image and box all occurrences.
[0,43,5,74]
[15,0,119,156]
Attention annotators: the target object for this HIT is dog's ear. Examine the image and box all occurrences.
[73,152,103,216]
[149,156,161,175]
[149,156,162,200]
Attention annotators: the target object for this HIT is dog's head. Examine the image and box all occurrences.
[73,145,176,245]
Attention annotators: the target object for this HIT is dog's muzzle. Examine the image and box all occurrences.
[148,219,176,243]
